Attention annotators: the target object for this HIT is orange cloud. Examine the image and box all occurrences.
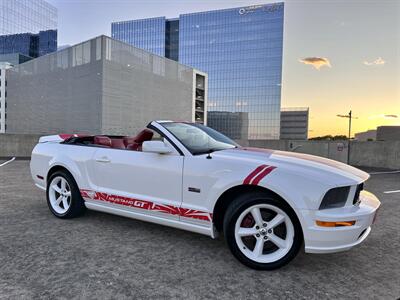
[299,57,331,70]
[363,57,385,66]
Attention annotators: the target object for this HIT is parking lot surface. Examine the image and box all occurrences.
[1,161,399,299]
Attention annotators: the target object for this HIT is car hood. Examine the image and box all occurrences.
[213,147,369,184]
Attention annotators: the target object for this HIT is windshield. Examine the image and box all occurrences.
[161,122,239,155]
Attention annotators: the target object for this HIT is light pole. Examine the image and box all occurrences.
[337,111,358,164]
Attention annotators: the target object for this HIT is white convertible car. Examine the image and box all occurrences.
[30,121,380,270]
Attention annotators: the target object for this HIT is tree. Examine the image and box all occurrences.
[309,135,348,140]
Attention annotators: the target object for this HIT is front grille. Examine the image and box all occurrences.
[353,183,364,205]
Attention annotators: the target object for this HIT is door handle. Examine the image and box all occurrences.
[95,157,111,163]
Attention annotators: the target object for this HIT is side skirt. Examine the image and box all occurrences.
[85,201,215,238]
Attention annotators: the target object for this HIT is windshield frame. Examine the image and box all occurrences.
[159,122,239,156]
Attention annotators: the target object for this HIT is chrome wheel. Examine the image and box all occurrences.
[48,176,71,214]
[234,204,294,264]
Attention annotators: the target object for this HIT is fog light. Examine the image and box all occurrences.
[316,220,356,227]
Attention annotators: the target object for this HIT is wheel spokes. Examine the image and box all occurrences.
[268,213,285,229]
[55,195,63,206]
[61,179,66,190]
[51,184,62,194]
[62,197,69,209]
[238,227,258,237]
[253,238,264,257]
[250,207,264,226]
[268,233,287,249]
[235,204,295,264]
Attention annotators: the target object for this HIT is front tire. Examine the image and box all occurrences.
[223,191,302,270]
[46,170,86,218]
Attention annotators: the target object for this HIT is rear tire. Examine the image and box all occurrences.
[223,191,302,270]
[46,170,86,218]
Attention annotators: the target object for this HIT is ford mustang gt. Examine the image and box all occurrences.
[30,121,380,270]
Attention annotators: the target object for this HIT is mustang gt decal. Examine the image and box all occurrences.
[80,189,212,222]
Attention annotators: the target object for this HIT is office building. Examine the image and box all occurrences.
[376,126,400,141]
[280,108,309,140]
[0,0,57,64]
[355,126,400,141]
[112,2,284,140]
[0,53,31,66]
[208,112,249,140]
[4,36,207,135]
[0,62,12,133]
[354,130,377,141]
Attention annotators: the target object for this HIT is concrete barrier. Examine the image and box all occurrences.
[247,139,400,170]
[350,141,400,169]
[247,140,288,150]
[248,140,349,163]
[1,134,399,169]
[0,134,41,159]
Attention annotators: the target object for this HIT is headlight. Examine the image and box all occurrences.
[353,183,364,205]
[319,186,350,210]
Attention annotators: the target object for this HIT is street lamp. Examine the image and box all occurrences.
[337,110,358,164]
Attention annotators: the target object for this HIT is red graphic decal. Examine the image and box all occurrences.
[243,164,267,185]
[251,166,276,185]
[80,189,212,222]
[243,165,276,185]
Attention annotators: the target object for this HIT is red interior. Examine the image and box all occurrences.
[126,129,154,151]
[93,136,112,148]
[111,138,126,149]
[93,129,154,151]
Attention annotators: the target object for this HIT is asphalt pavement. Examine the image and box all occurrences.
[0,161,399,299]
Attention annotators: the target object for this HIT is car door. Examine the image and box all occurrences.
[89,142,184,221]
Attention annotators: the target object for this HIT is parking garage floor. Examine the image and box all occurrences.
[0,161,399,299]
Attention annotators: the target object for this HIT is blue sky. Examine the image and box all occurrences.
[47,0,399,136]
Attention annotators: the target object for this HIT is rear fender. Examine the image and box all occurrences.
[47,156,83,187]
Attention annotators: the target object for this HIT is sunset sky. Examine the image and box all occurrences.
[48,0,400,137]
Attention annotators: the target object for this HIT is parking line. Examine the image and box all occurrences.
[384,190,400,194]
[370,170,400,175]
[0,157,15,167]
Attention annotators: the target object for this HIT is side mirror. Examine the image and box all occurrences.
[142,140,172,154]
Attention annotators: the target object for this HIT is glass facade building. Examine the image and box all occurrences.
[112,17,166,57]
[0,0,57,61]
[112,2,284,140]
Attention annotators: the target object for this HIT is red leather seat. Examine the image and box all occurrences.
[123,136,136,148]
[126,129,154,151]
[111,138,126,149]
[94,136,112,148]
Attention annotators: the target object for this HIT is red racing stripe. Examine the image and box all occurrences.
[251,166,276,185]
[243,164,268,185]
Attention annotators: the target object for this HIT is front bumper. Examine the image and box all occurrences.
[301,190,380,254]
